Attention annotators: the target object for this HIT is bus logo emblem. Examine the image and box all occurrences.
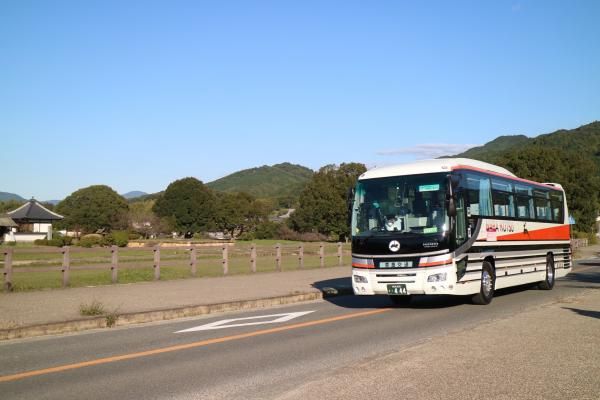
[389,240,401,252]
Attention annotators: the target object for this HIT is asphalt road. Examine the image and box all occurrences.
[1,259,598,400]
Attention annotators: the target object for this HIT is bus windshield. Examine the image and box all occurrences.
[352,173,449,237]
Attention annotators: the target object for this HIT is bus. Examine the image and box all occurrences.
[350,158,572,305]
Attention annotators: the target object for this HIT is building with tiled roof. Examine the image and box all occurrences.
[3,199,63,242]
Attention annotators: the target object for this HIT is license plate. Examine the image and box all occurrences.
[387,284,408,295]
[380,261,413,268]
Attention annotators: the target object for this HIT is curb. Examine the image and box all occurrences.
[0,288,353,341]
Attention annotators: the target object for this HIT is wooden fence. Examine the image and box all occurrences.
[1,242,348,292]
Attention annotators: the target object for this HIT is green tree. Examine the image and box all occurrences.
[55,185,129,233]
[153,177,216,233]
[213,192,269,238]
[290,162,366,240]
[128,200,175,238]
[0,200,25,214]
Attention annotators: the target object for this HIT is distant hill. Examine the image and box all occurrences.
[455,121,600,166]
[0,192,25,202]
[207,162,314,200]
[122,191,148,200]
[456,135,530,160]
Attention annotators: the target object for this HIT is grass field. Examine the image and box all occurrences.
[1,241,350,292]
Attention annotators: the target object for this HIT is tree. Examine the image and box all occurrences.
[290,162,366,240]
[153,177,216,233]
[213,192,269,238]
[128,200,175,238]
[55,185,129,233]
[0,200,25,214]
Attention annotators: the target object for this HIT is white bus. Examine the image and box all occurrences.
[350,158,572,305]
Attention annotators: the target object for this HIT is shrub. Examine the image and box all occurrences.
[237,232,255,241]
[34,237,72,247]
[254,221,279,240]
[111,231,129,247]
[78,234,103,248]
[276,225,328,242]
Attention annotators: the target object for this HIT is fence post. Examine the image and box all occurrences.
[275,243,282,272]
[62,246,70,288]
[319,242,325,268]
[190,247,197,277]
[3,248,13,292]
[111,245,118,283]
[298,244,304,269]
[153,246,160,280]
[337,242,343,266]
[250,244,257,273]
[222,245,229,275]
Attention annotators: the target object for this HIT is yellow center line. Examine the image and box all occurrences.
[0,308,391,383]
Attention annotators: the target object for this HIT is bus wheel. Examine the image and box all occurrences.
[538,254,555,290]
[389,295,412,306]
[472,261,495,305]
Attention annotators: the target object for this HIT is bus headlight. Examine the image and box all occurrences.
[427,273,447,282]
[354,274,369,283]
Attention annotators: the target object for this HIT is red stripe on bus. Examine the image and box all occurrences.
[497,225,570,241]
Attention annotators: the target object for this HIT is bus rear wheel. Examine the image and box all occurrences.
[472,261,495,305]
[538,254,555,290]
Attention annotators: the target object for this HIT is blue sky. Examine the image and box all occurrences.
[2,0,599,200]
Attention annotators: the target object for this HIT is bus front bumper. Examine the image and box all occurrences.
[352,266,460,296]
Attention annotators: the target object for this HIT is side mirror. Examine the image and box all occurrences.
[448,197,457,217]
[446,175,457,217]
[346,187,355,211]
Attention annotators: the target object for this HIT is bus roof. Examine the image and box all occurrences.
[359,158,516,180]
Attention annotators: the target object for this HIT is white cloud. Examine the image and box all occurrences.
[376,143,480,159]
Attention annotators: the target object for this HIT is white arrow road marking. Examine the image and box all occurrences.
[176,311,315,333]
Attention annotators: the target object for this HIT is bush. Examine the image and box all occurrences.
[78,234,103,248]
[237,232,255,241]
[277,226,328,242]
[112,231,129,247]
[254,221,278,240]
[34,237,73,247]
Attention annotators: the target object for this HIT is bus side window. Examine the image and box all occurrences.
[515,184,533,219]
[533,190,551,221]
[491,178,515,217]
[463,173,492,216]
[550,192,564,223]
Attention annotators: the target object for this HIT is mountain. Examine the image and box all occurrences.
[455,121,600,166]
[0,192,25,202]
[206,163,314,200]
[122,191,149,200]
[455,135,530,160]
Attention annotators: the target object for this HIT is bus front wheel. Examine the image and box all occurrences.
[472,261,495,305]
[538,254,555,290]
